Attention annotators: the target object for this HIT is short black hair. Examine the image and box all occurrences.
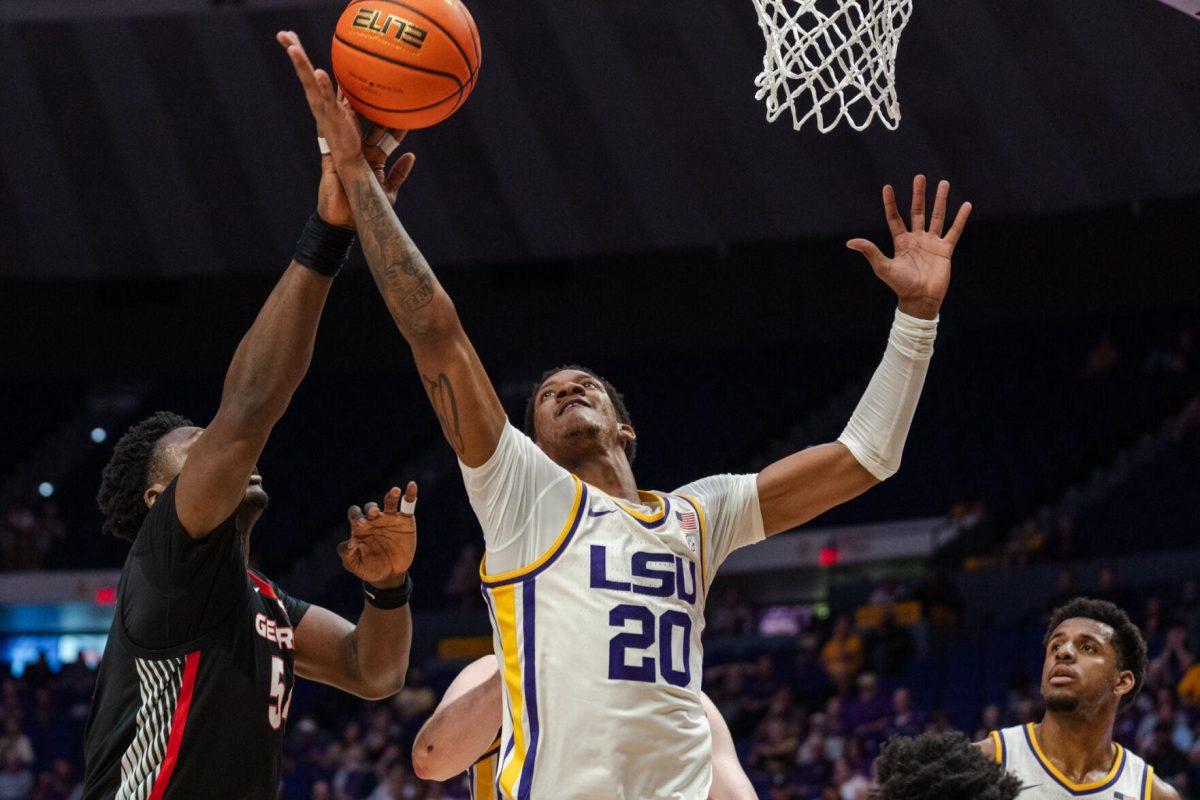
[874,732,1022,800]
[1044,597,1148,709]
[523,364,636,463]
[97,411,193,542]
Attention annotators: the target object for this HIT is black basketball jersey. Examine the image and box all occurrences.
[82,478,310,800]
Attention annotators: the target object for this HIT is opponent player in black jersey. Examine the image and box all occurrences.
[82,119,420,800]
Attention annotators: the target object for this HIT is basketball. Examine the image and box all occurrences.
[331,0,481,130]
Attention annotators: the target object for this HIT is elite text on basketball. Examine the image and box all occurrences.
[351,9,428,50]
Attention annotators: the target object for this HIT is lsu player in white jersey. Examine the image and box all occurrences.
[977,598,1179,800]
[411,656,756,800]
[281,37,972,798]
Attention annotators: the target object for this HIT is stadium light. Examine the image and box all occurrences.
[38,482,54,498]
[91,427,107,443]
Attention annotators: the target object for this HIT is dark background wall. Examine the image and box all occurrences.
[0,0,1197,280]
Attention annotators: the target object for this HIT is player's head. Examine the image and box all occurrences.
[97,411,268,541]
[524,365,636,466]
[873,732,1022,800]
[1041,597,1147,715]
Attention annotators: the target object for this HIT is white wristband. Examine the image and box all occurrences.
[837,308,938,480]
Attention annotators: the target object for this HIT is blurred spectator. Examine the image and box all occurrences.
[1043,569,1078,619]
[708,588,755,637]
[865,611,915,678]
[0,719,33,768]
[0,751,33,800]
[832,757,870,800]
[1136,690,1194,755]
[820,616,864,691]
[888,688,925,740]
[1148,624,1194,690]
[1092,566,1129,610]
[844,674,889,744]
[0,502,66,571]
[445,546,483,610]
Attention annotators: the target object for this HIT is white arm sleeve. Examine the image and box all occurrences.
[458,422,579,575]
[837,308,937,480]
[673,473,765,577]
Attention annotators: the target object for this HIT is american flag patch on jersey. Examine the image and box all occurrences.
[676,510,698,532]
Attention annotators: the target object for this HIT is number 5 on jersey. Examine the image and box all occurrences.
[268,656,293,729]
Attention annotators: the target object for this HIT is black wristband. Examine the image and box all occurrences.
[293,212,356,277]
[363,573,412,610]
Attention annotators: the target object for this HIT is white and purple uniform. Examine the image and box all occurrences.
[460,423,763,799]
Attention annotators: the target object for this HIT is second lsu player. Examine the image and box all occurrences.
[410,656,757,800]
[279,29,972,799]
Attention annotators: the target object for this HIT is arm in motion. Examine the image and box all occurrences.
[277,32,505,468]
[757,176,971,536]
[412,656,503,780]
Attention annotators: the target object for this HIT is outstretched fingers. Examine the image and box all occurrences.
[846,238,887,270]
[910,174,927,232]
[929,180,950,236]
[277,31,336,111]
[882,185,906,239]
[944,202,973,246]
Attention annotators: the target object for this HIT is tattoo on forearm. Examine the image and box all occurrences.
[349,174,437,322]
[422,372,464,454]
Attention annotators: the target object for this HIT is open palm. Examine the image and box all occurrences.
[847,175,972,320]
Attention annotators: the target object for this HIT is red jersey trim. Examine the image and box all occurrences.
[247,571,278,600]
[147,650,201,800]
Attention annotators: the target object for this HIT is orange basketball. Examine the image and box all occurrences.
[332,0,481,130]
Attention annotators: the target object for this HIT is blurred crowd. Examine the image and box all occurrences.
[0,503,63,573]
[7,565,1200,798]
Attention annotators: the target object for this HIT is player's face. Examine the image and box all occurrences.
[531,370,633,464]
[1041,617,1132,714]
[147,426,269,511]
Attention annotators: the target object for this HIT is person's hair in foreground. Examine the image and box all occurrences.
[873,732,1022,800]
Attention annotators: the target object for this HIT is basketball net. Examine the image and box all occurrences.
[751,0,912,133]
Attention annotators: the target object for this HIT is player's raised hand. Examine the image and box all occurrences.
[277,31,362,167]
[339,482,418,587]
[278,31,416,228]
[846,175,972,320]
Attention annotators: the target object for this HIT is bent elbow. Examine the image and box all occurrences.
[411,740,453,782]
[356,675,405,702]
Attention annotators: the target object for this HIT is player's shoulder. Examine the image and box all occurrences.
[672,473,753,499]
[974,733,998,762]
[1151,773,1182,800]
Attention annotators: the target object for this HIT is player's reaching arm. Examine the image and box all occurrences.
[411,656,503,781]
[754,176,971,536]
[277,31,505,469]
[169,66,411,538]
[293,484,417,700]
[171,240,337,538]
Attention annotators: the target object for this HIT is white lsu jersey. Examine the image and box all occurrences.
[462,423,764,800]
[990,724,1156,799]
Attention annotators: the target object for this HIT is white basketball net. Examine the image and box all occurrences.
[752,0,912,133]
